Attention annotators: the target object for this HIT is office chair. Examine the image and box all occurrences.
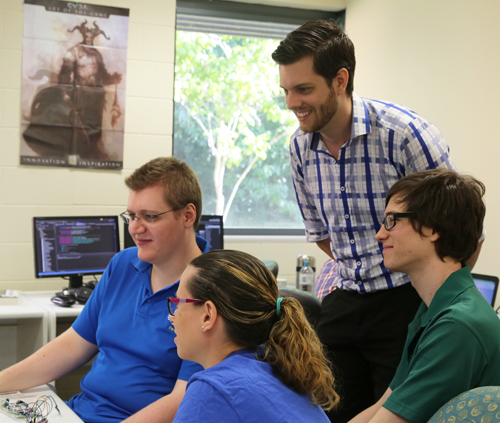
[428,386,500,423]
[262,259,321,328]
[263,260,279,278]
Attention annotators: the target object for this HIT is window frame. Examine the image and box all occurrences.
[174,0,345,236]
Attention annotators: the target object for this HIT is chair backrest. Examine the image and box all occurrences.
[263,259,279,278]
[427,386,500,423]
[279,288,322,329]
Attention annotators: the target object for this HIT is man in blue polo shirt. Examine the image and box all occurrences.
[0,157,207,423]
[350,168,500,423]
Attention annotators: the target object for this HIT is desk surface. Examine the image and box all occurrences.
[21,291,85,318]
[0,385,83,422]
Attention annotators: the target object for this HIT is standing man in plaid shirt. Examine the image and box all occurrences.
[272,20,482,423]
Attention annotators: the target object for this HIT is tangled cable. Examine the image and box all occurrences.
[0,395,60,422]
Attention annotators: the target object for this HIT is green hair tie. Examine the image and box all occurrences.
[276,297,284,317]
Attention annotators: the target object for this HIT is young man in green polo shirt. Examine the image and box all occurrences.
[350,168,500,423]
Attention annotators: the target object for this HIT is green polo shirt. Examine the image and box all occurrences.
[384,266,500,423]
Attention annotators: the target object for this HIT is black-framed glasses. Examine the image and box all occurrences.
[167,296,205,316]
[382,212,417,231]
[120,208,181,224]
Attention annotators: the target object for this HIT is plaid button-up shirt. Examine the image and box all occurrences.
[290,93,457,293]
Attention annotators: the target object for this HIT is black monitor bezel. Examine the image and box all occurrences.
[471,272,499,307]
[197,215,224,250]
[33,215,120,288]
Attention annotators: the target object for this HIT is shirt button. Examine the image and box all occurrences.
[345,214,350,219]
[350,239,355,244]
[340,186,345,191]
[147,299,151,303]
[357,281,362,285]
[357,261,362,266]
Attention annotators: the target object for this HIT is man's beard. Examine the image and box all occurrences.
[301,87,338,134]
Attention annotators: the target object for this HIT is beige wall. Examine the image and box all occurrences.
[346,0,500,308]
[1,0,499,296]
[0,0,179,291]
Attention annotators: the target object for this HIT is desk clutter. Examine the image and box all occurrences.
[0,385,83,423]
[50,282,95,308]
[0,393,59,422]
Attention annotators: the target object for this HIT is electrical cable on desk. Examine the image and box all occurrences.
[0,398,28,417]
[1,395,60,422]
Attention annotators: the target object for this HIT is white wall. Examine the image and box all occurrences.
[346,0,500,308]
[2,0,499,294]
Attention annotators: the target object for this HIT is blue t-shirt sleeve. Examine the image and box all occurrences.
[173,380,241,423]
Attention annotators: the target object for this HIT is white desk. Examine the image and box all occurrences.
[0,296,47,368]
[21,292,84,341]
[0,385,83,422]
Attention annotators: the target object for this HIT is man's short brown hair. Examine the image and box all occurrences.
[272,19,356,96]
[386,168,485,265]
[125,157,202,229]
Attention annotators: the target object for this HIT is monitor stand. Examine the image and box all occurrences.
[68,274,84,289]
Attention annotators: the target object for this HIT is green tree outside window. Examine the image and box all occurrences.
[174,31,302,229]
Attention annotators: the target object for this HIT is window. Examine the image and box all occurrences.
[174,0,344,235]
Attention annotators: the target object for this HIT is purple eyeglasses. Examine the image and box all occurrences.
[167,296,205,316]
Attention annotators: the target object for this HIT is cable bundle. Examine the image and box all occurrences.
[0,395,60,422]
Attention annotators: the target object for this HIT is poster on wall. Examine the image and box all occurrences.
[19,0,129,170]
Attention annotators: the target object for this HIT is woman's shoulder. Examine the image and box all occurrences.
[190,350,270,386]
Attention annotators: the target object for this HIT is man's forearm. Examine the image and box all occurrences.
[0,328,97,393]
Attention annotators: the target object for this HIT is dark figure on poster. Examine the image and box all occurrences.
[23,20,122,161]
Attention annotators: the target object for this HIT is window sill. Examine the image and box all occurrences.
[224,235,306,243]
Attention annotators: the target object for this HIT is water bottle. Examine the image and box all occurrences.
[299,260,315,293]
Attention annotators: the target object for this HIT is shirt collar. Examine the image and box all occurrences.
[350,92,371,140]
[419,266,474,327]
[309,92,370,152]
[131,235,211,292]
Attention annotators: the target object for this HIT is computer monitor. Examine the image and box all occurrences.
[33,216,120,288]
[472,273,499,307]
[123,214,224,251]
[197,215,224,250]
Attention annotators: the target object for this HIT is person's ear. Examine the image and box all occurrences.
[430,229,440,242]
[201,301,217,332]
[334,68,349,95]
[183,203,197,228]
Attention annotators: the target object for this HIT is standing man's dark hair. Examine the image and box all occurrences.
[272,20,356,95]
[273,19,472,423]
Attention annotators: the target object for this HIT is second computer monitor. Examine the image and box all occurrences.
[197,215,224,250]
[123,215,223,251]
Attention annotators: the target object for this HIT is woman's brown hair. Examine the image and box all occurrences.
[188,249,339,410]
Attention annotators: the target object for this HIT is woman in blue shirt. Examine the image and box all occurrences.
[170,249,339,423]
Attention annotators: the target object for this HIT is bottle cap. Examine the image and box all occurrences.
[304,260,310,265]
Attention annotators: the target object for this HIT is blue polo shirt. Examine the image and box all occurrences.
[69,236,208,423]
